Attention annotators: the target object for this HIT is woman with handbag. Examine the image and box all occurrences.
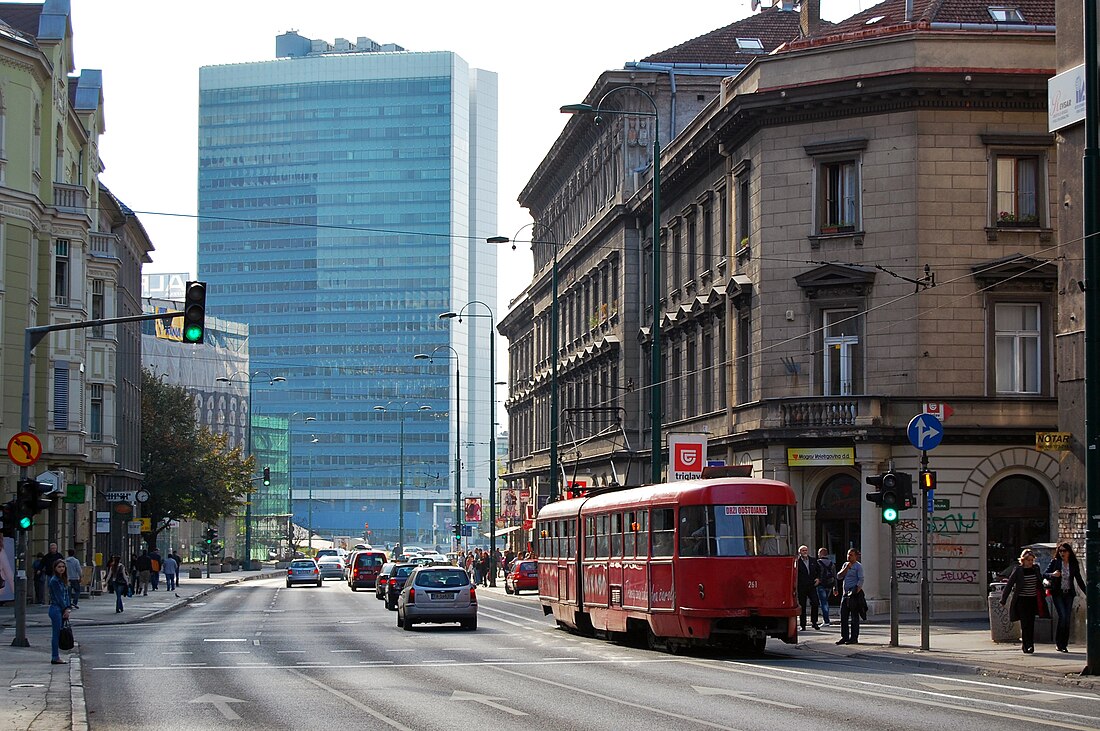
[47,559,73,664]
[1043,542,1087,653]
[106,555,128,613]
[999,548,1047,654]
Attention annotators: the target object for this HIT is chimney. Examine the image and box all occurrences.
[800,0,821,36]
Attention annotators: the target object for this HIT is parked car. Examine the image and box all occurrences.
[347,551,388,590]
[375,562,397,600]
[286,558,322,587]
[316,555,345,581]
[385,563,418,610]
[397,565,477,631]
[504,560,538,595]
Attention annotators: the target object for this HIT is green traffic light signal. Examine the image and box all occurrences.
[263,467,271,486]
[182,281,207,344]
[882,506,899,524]
[18,515,31,530]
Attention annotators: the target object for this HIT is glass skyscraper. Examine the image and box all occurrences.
[197,32,497,547]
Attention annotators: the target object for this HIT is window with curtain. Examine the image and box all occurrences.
[995,302,1041,393]
[995,155,1040,225]
[820,160,859,230]
[823,309,863,396]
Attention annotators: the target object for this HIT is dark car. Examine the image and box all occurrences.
[347,551,387,591]
[504,560,538,595]
[375,562,396,600]
[385,563,417,610]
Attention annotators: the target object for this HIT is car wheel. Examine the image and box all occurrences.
[350,585,357,592]
[402,617,415,631]
[504,584,513,595]
[316,580,323,587]
[286,581,292,588]
[462,618,477,631]
[396,612,404,628]
[385,598,394,610]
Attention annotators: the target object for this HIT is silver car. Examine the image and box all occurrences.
[396,566,477,631]
[286,559,322,587]
[316,555,345,581]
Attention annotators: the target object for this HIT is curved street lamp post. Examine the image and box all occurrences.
[374,402,432,551]
[215,371,286,569]
[488,224,559,505]
[562,86,663,484]
[441,302,498,586]
[414,347,461,550]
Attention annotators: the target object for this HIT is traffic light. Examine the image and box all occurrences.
[866,472,901,524]
[16,478,54,531]
[262,467,271,486]
[453,524,462,538]
[0,500,15,537]
[919,470,937,491]
[182,281,207,344]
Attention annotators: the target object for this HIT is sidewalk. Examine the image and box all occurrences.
[0,565,283,730]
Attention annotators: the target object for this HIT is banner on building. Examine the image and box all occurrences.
[501,490,520,520]
[464,497,482,523]
[1035,431,1071,452]
[154,306,184,342]
[786,447,855,466]
[669,433,708,480]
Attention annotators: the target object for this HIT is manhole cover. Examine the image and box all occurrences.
[11,683,46,689]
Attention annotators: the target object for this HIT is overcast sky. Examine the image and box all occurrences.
[67,0,868,316]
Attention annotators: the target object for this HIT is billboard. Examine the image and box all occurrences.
[669,433,708,480]
[464,497,483,523]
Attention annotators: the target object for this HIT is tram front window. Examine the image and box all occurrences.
[678,505,794,557]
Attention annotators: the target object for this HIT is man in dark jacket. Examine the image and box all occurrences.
[796,545,821,630]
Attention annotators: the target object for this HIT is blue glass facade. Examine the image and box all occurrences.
[197,40,497,546]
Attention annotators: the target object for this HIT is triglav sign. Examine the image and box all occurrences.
[668,433,708,480]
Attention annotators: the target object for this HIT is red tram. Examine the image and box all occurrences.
[535,476,798,653]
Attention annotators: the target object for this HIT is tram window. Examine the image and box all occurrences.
[585,516,596,557]
[636,510,649,557]
[596,514,610,558]
[611,513,624,557]
[624,511,636,557]
[651,508,675,557]
[679,506,716,557]
[567,519,576,558]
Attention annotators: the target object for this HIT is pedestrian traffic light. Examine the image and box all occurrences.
[919,470,937,491]
[16,478,53,531]
[453,524,462,538]
[182,280,207,344]
[262,467,271,486]
[0,500,15,537]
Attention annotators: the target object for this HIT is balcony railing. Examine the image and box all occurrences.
[52,182,88,213]
[90,232,117,257]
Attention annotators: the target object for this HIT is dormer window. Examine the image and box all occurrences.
[736,38,764,52]
[988,6,1025,22]
[864,15,885,24]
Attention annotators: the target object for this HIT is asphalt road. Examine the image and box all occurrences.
[78,577,1100,730]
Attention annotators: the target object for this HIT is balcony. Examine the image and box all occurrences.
[52,182,89,213]
[90,231,118,258]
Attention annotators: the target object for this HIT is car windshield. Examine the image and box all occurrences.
[394,565,415,578]
[415,570,469,588]
[517,562,537,572]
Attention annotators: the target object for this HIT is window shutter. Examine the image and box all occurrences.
[53,363,69,430]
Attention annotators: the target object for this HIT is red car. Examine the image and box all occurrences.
[504,560,538,595]
[347,551,387,591]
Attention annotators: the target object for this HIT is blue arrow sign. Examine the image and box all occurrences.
[907,413,944,451]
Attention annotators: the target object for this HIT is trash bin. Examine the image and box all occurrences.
[189,567,203,579]
[989,582,1017,642]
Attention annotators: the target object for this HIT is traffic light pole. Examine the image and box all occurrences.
[920,449,931,651]
[12,310,183,647]
[890,523,898,647]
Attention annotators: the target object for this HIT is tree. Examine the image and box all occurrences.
[140,369,254,548]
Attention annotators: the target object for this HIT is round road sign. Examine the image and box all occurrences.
[7,432,43,467]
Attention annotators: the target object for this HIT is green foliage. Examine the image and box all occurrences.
[140,369,254,543]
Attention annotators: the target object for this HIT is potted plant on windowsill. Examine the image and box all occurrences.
[997,211,1039,227]
[819,221,855,235]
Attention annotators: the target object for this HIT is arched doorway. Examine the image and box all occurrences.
[816,473,861,562]
[986,475,1050,582]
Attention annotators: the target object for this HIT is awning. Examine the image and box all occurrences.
[482,525,524,538]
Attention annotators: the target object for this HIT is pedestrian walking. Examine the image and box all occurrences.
[1043,542,1087,653]
[171,550,183,584]
[149,547,162,591]
[835,548,864,645]
[135,550,152,596]
[816,548,836,626]
[1001,548,1048,654]
[64,549,82,609]
[40,542,64,604]
[47,559,72,664]
[32,553,46,604]
[796,545,821,630]
[106,555,129,613]
[163,552,179,592]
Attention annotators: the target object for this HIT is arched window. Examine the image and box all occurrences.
[815,472,861,561]
[985,474,1050,581]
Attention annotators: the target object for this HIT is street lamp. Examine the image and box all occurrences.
[414,347,461,550]
[487,223,560,503]
[374,402,432,551]
[288,414,316,553]
[214,371,286,569]
[562,86,663,484]
[441,301,498,585]
[306,430,318,551]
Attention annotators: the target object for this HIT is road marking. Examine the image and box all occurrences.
[451,690,527,716]
[162,652,193,656]
[331,649,361,653]
[108,664,144,668]
[359,661,395,665]
[89,658,683,672]
[105,652,134,656]
[203,638,247,643]
[693,685,802,709]
[917,680,1058,702]
[219,651,251,655]
[914,674,1100,701]
[286,669,414,731]
[190,694,245,721]
[276,650,306,654]
[683,659,1100,731]
[386,649,415,652]
[488,665,742,731]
